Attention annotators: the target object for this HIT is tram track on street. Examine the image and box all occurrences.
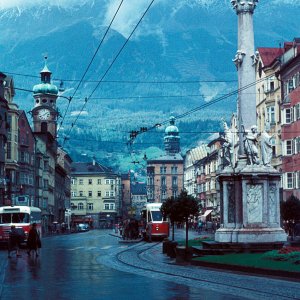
[114,242,300,300]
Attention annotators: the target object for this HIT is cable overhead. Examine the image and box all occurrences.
[63,0,156,147]
[57,0,125,134]
[3,70,237,84]
[127,74,276,144]
[14,85,264,102]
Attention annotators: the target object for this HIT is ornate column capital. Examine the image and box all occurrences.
[231,0,258,14]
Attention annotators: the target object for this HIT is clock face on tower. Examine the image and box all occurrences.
[38,108,51,120]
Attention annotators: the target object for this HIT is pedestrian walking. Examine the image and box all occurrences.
[197,220,203,233]
[27,223,41,257]
[8,225,23,258]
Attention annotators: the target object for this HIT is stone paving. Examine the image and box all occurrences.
[103,230,300,300]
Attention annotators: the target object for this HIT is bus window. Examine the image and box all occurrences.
[0,214,12,224]
[31,212,41,223]
[12,213,29,223]
[151,211,163,222]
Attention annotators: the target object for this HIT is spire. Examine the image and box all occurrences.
[40,54,52,84]
[33,55,58,95]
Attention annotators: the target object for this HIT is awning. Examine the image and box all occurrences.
[201,209,212,218]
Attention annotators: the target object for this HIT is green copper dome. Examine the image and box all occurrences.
[165,116,179,135]
[33,56,58,95]
[33,83,58,95]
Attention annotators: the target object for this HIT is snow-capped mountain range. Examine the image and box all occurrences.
[0,0,299,167]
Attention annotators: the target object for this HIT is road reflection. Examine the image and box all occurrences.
[1,230,242,300]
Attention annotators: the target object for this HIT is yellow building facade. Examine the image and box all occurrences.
[70,161,121,228]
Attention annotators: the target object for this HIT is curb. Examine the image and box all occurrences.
[109,233,144,243]
[119,238,143,244]
[190,259,300,282]
[109,233,122,239]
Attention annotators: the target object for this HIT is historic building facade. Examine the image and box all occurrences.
[256,47,283,170]
[4,76,19,206]
[55,148,72,224]
[184,145,208,198]
[18,111,35,206]
[147,117,184,202]
[0,73,9,206]
[279,38,300,200]
[32,58,59,228]
[70,160,121,228]
[131,182,147,217]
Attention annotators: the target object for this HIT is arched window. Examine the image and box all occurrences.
[78,203,84,210]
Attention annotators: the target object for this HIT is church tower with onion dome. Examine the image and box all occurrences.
[164,116,180,155]
[32,56,58,138]
[146,116,183,203]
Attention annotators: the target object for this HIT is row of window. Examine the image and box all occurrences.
[205,161,217,175]
[71,178,116,185]
[282,138,300,156]
[160,166,178,174]
[283,172,300,189]
[161,176,178,187]
[146,189,178,201]
[20,172,34,186]
[283,104,300,124]
[264,76,277,93]
[160,189,178,200]
[284,72,300,97]
[71,202,115,210]
[71,190,115,197]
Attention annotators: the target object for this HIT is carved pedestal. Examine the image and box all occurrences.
[215,164,287,244]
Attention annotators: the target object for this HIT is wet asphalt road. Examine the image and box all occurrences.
[0,230,295,300]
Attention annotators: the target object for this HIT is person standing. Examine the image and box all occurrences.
[8,225,22,258]
[27,223,41,257]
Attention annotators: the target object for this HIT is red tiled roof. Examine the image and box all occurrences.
[257,47,283,67]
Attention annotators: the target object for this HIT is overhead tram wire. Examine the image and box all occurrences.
[127,73,277,144]
[2,71,238,84]
[57,0,125,135]
[62,0,156,147]
[13,85,262,102]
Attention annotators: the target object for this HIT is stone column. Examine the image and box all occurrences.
[231,0,258,156]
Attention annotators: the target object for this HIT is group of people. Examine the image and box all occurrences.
[8,223,41,258]
[118,219,141,240]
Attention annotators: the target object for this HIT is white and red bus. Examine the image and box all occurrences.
[0,206,42,244]
[141,203,169,241]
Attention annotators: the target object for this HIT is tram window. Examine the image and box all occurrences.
[148,211,152,222]
[152,211,163,221]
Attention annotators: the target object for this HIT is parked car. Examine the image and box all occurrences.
[77,224,89,232]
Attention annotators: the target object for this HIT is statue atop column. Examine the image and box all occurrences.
[244,125,259,165]
[221,118,233,168]
[231,0,259,14]
[261,122,274,167]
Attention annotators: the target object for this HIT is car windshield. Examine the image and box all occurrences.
[0,213,30,224]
